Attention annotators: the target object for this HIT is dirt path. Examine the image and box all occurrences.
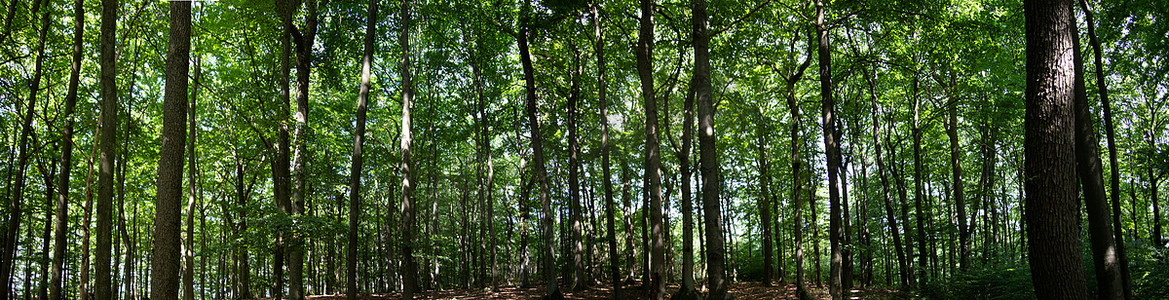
[292,282,910,299]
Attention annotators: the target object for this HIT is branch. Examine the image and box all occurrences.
[711,0,772,38]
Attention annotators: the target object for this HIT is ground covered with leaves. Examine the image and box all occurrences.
[298,281,912,299]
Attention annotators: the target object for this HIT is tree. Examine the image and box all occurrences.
[1079,0,1133,296]
[95,0,120,299]
[347,0,376,298]
[635,0,665,298]
[813,0,843,298]
[50,0,85,298]
[1023,0,1090,298]
[398,0,418,297]
[1071,15,1123,300]
[0,4,48,298]
[693,0,728,298]
[594,2,621,298]
[289,1,320,298]
[150,1,191,300]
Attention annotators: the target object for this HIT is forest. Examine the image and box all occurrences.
[0,0,1167,299]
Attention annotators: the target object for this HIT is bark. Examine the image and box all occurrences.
[1022,0,1090,298]
[1070,19,1123,300]
[814,0,843,298]
[275,0,296,295]
[398,0,417,296]
[568,43,586,291]
[518,1,560,296]
[94,0,119,299]
[636,0,665,297]
[693,0,727,298]
[948,71,970,270]
[594,4,621,297]
[757,111,775,287]
[782,29,813,298]
[1078,0,1133,296]
[289,0,319,298]
[51,1,84,298]
[151,2,190,300]
[183,55,201,300]
[865,67,908,288]
[346,2,375,296]
[0,5,46,299]
[911,74,928,285]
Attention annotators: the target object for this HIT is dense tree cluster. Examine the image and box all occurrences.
[0,0,1167,299]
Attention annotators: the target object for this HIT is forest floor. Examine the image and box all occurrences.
[298,281,913,299]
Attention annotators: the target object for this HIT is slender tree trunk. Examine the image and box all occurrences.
[398,0,417,296]
[814,0,843,298]
[911,75,928,285]
[636,0,665,297]
[346,6,373,281]
[865,68,908,288]
[948,71,970,270]
[1070,19,1123,300]
[1078,0,1133,297]
[757,111,775,287]
[183,55,201,300]
[94,0,119,299]
[151,1,190,300]
[1022,0,1089,298]
[518,2,559,294]
[594,4,621,297]
[274,0,296,295]
[51,0,84,298]
[289,1,318,298]
[568,43,587,292]
[1,5,47,299]
[693,0,728,298]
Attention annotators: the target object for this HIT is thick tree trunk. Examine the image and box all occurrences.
[636,0,665,297]
[51,1,84,298]
[693,1,728,298]
[274,0,296,295]
[1070,19,1124,300]
[346,2,375,297]
[1022,0,1090,298]
[1078,0,1133,296]
[151,2,190,300]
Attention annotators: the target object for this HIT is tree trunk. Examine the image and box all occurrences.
[813,0,843,298]
[757,110,775,287]
[865,67,908,288]
[1070,18,1123,300]
[0,4,46,298]
[398,0,417,297]
[948,71,970,270]
[289,0,319,298]
[693,0,728,298]
[151,2,190,300]
[94,0,118,299]
[636,0,665,297]
[911,74,928,285]
[1078,0,1133,296]
[568,43,587,292]
[274,0,296,295]
[183,55,201,300]
[518,1,559,296]
[347,5,372,283]
[594,4,621,297]
[51,0,83,298]
[1022,0,1089,298]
